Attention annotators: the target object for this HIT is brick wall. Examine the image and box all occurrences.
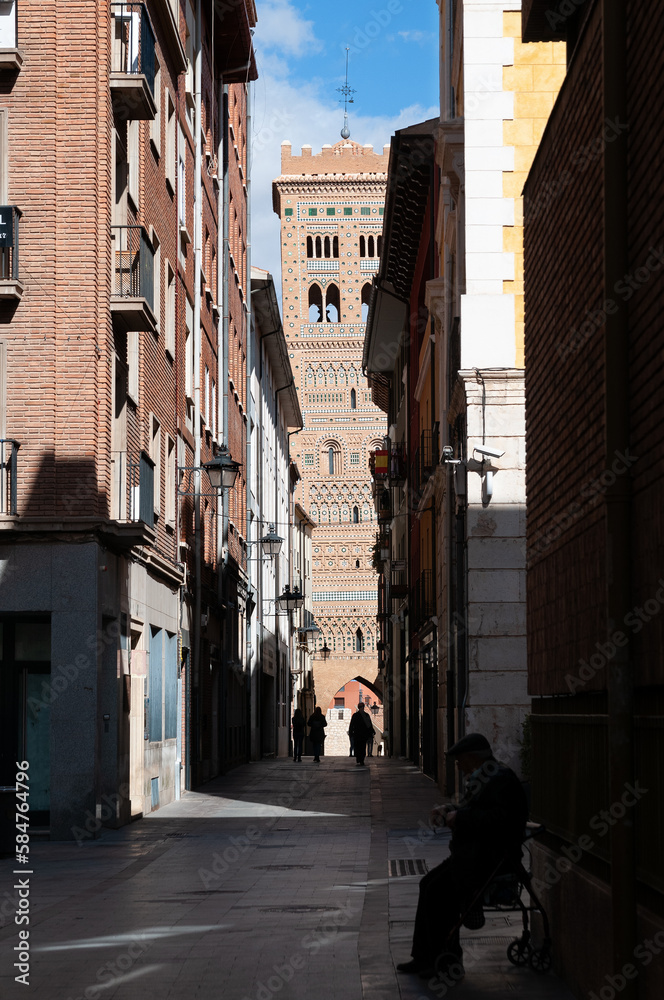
[523,1,606,695]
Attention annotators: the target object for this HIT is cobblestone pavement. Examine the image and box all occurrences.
[0,756,577,1000]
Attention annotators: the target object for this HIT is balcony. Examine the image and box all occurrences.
[389,444,407,486]
[110,2,157,121]
[376,487,392,524]
[110,225,157,333]
[0,438,19,515]
[0,1,21,71]
[412,569,435,633]
[0,206,23,299]
[105,450,156,549]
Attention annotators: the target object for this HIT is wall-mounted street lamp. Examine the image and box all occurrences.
[318,641,331,661]
[277,585,304,612]
[297,622,321,652]
[178,444,241,497]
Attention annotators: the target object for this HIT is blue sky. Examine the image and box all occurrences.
[250,0,440,285]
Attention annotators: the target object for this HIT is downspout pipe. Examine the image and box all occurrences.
[245,76,253,760]
[193,0,203,776]
[602,1,635,989]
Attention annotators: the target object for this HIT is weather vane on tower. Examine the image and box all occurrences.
[337,46,356,140]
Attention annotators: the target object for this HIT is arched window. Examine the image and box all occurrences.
[309,284,323,322]
[307,236,313,258]
[377,235,382,257]
[355,628,364,652]
[324,236,331,258]
[361,283,371,323]
[355,558,360,568]
[350,388,356,409]
[359,235,366,258]
[333,236,339,258]
[368,235,375,257]
[315,236,322,258]
[353,505,359,523]
[323,441,341,476]
[325,283,340,323]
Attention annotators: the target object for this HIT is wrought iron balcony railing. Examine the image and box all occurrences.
[110,225,156,331]
[110,2,157,119]
[0,438,19,515]
[0,206,23,297]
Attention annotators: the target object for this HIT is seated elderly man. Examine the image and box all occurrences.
[397,733,528,980]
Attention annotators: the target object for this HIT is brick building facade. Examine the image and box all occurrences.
[522,1,664,995]
[272,139,388,713]
[0,0,257,838]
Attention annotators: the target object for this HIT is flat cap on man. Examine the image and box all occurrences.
[445,733,492,756]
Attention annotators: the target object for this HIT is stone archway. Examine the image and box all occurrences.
[312,658,383,715]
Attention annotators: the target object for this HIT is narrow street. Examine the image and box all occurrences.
[1,757,576,1000]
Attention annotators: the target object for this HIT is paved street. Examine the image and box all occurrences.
[1,757,576,1000]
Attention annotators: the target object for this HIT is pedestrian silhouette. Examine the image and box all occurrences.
[307,706,327,762]
[348,702,374,766]
[292,708,305,762]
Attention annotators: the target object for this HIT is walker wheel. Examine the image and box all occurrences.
[529,948,552,974]
[507,939,531,966]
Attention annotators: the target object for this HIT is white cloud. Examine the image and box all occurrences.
[398,30,432,44]
[254,0,323,57]
[250,58,438,297]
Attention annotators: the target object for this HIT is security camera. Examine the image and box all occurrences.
[441,445,454,460]
[474,444,504,459]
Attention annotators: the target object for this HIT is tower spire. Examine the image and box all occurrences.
[337,47,356,140]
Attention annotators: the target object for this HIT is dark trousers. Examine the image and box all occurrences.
[354,738,367,763]
[410,857,467,964]
[293,735,303,759]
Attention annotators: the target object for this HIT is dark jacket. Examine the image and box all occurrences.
[292,714,305,736]
[307,712,327,741]
[348,710,374,741]
[450,758,528,873]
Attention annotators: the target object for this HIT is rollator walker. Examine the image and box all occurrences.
[435,822,553,978]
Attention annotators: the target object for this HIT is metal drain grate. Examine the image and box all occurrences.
[253,864,314,871]
[389,858,428,877]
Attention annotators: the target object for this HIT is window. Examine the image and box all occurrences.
[323,441,341,476]
[185,299,193,401]
[178,130,186,227]
[149,627,163,740]
[127,329,139,403]
[127,119,139,208]
[350,452,360,465]
[150,57,161,152]
[304,453,314,466]
[334,697,344,708]
[308,283,323,322]
[211,379,217,439]
[368,235,375,257]
[150,414,161,516]
[355,559,360,568]
[355,629,364,652]
[152,234,161,330]
[315,235,322,258]
[164,632,178,739]
[165,260,175,356]
[204,365,210,425]
[306,236,313,257]
[353,505,359,523]
[324,236,331,258]
[333,236,339,258]
[359,235,365,258]
[325,283,340,323]
[165,91,175,191]
[362,283,372,323]
[165,435,175,527]
[350,389,356,409]
[361,207,371,215]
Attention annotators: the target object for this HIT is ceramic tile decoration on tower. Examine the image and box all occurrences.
[272,139,389,713]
